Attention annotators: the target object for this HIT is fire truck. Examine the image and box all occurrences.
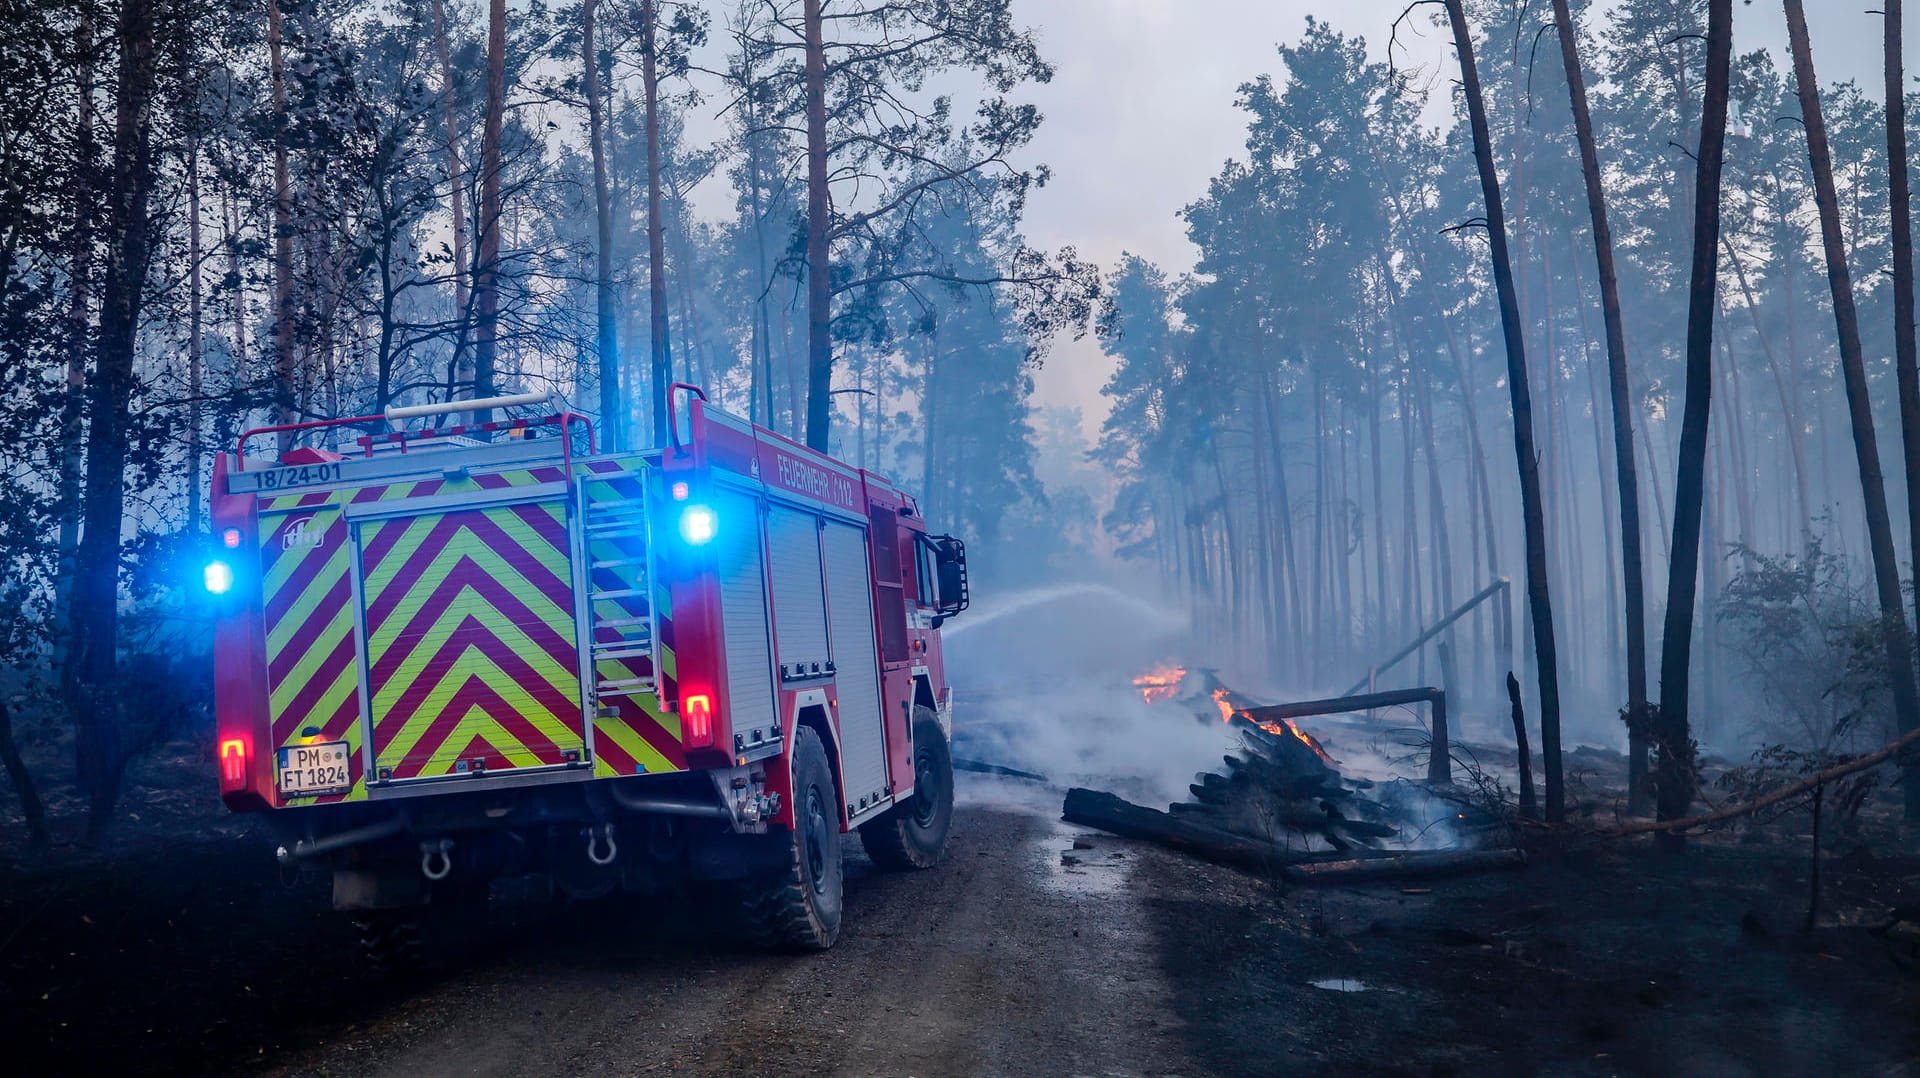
[205,385,968,956]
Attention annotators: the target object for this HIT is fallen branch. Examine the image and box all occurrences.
[1282,848,1528,885]
[1599,725,1920,836]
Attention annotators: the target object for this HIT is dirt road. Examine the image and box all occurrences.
[253,786,1191,1077]
[17,752,1915,1077]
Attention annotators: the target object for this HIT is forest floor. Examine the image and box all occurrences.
[2,726,1919,1076]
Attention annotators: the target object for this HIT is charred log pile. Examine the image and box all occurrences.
[1172,715,1397,852]
[1065,670,1522,883]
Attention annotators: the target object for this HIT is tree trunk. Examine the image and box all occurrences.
[581,0,621,448]
[1722,232,1812,533]
[1378,152,1501,688]
[1414,332,1456,671]
[186,135,204,532]
[1367,353,1389,647]
[428,0,470,396]
[1787,0,1920,820]
[1263,375,1305,676]
[472,0,505,417]
[1888,0,1920,731]
[740,68,774,426]
[801,0,832,451]
[268,0,296,449]
[1311,368,1328,668]
[71,0,164,840]
[1655,0,1732,835]
[225,181,245,381]
[1443,0,1566,822]
[55,0,97,693]
[0,697,48,851]
[1551,0,1651,810]
[641,0,672,443]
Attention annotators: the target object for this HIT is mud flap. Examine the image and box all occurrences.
[689,830,791,882]
[333,867,428,911]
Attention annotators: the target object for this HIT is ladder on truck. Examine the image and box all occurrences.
[578,476,657,709]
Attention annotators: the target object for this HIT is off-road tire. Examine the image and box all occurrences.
[352,909,423,977]
[735,725,843,951]
[860,707,954,870]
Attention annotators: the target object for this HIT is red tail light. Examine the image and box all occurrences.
[219,738,249,789]
[683,694,713,749]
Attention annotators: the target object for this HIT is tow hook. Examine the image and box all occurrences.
[585,822,618,866]
[419,837,454,881]
[738,791,780,824]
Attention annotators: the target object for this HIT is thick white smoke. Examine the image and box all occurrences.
[943,581,1235,805]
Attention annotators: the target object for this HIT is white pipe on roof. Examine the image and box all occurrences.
[384,389,557,422]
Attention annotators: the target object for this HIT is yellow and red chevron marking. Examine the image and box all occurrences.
[359,498,586,780]
[259,489,364,805]
[579,460,686,777]
[260,482,463,803]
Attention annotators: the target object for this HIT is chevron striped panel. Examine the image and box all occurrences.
[358,498,587,781]
[260,490,365,805]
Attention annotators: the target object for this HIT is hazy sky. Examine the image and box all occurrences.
[995,1,1906,434]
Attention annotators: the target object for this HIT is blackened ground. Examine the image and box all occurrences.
[1138,825,1920,1077]
[6,734,1920,1077]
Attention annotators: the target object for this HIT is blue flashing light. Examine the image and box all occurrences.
[204,559,235,595]
[679,504,718,546]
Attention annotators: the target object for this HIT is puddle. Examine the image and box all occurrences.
[1032,821,1131,897]
[1309,978,1372,993]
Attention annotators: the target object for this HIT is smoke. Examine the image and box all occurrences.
[945,581,1234,805]
[956,681,1239,806]
[943,581,1488,851]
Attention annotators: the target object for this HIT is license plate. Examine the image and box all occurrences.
[277,741,352,796]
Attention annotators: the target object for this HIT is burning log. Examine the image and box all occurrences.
[1281,848,1528,886]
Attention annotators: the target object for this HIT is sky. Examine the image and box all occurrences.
[999,0,1908,438]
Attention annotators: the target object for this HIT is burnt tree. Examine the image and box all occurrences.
[1550,0,1652,813]
[1440,0,1566,822]
[1655,0,1732,832]
[1887,0,1920,820]
[1786,0,1920,820]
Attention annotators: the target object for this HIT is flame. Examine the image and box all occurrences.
[1132,665,1187,703]
[1273,718,1337,766]
[1210,687,1236,723]
[1213,688,1337,766]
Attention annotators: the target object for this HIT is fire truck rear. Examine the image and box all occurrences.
[206,385,968,957]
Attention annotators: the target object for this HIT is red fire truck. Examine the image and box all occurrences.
[206,385,968,956]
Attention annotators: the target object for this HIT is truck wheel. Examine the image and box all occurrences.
[859,707,954,870]
[736,725,842,951]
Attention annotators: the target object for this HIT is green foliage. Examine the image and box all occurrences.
[1716,532,1899,752]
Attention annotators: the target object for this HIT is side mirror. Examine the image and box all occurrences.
[930,534,969,622]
